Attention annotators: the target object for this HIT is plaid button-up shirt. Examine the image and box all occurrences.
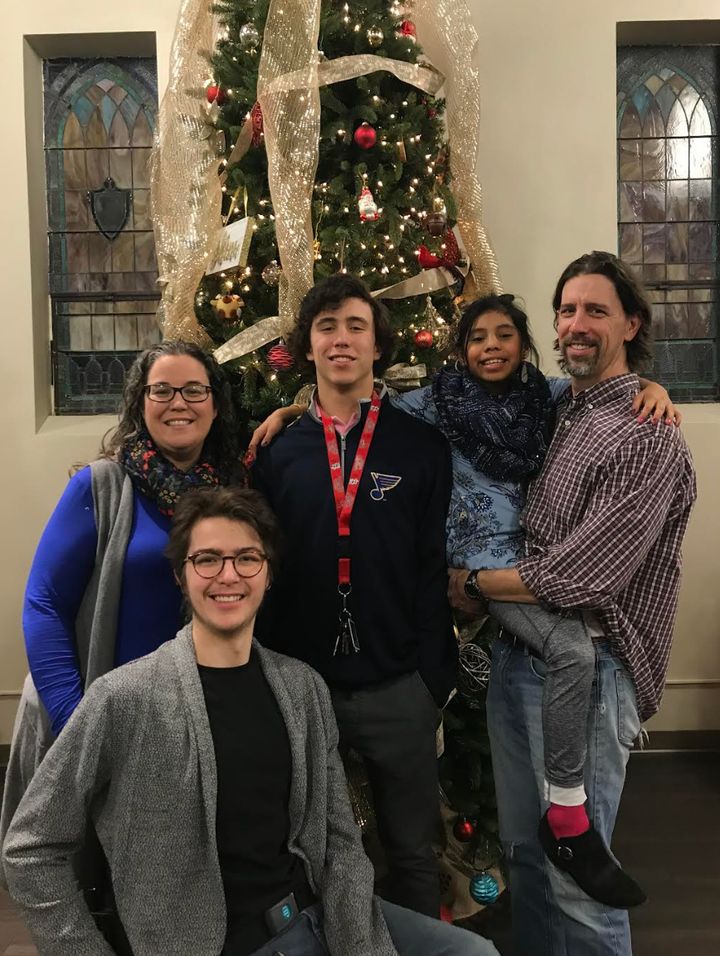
[517,374,696,721]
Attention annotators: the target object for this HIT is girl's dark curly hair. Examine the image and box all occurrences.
[100,341,243,482]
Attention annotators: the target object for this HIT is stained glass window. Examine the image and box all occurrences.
[617,47,718,402]
[44,58,160,413]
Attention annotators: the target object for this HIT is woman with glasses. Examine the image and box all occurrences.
[20,340,244,738]
[1,342,244,891]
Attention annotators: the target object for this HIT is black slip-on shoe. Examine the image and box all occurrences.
[539,811,647,909]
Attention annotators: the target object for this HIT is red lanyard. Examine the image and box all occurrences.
[320,392,381,654]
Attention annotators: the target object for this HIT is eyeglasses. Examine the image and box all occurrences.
[144,384,213,403]
[185,550,267,579]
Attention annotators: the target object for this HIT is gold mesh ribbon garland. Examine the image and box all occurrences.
[149,0,221,346]
[413,0,501,295]
[153,0,500,357]
[256,0,323,332]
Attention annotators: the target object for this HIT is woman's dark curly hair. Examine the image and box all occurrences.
[287,274,396,377]
[552,251,653,372]
[100,341,242,481]
[453,293,540,367]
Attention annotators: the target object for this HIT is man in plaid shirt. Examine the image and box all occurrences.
[449,252,696,956]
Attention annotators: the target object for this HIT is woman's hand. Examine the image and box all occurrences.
[633,380,682,426]
[245,404,306,463]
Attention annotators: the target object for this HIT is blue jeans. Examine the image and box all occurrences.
[248,900,500,955]
[487,639,641,956]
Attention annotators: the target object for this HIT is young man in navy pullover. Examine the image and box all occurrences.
[253,275,456,918]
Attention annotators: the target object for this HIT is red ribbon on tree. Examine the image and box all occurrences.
[251,102,264,147]
[417,229,465,293]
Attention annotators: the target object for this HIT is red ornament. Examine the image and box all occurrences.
[353,123,377,149]
[206,84,226,105]
[414,329,434,349]
[427,106,437,119]
[418,237,464,295]
[418,245,440,269]
[400,20,417,39]
[251,102,264,147]
[443,228,461,264]
[267,343,295,372]
[453,816,476,843]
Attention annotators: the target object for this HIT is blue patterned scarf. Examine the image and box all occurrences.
[120,428,222,516]
[431,363,555,482]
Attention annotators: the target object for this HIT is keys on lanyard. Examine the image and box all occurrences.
[334,584,360,656]
[320,392,381,655]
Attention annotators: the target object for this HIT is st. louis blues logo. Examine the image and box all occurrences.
[370,472,402,501]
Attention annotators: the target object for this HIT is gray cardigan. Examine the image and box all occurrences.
[3,626,398,956]
[0,460,132,890]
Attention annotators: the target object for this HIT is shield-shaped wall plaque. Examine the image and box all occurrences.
[87,177,132,241]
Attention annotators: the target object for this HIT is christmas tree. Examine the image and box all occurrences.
[189,0,494,433]
[151,0,503,915]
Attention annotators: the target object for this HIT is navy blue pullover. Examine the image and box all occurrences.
[253,395,457,705]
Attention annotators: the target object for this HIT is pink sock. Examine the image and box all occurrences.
[547,802,590,839]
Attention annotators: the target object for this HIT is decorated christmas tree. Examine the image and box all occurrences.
[152,0,500,435]
[151,0,503,915]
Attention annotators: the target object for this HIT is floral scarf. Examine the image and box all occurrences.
[431,362,555,482]
[120,429,222,516]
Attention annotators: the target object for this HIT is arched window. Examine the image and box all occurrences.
[617,47,718,402]
[44,57,160,413]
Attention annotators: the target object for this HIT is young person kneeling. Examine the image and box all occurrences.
[3,486,498,956]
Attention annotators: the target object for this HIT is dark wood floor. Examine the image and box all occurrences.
[469,751,720,955]
[1,752,718,955]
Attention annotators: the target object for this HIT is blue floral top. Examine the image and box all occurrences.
[393,377,570,570]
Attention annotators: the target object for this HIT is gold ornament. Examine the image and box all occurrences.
[294,383,316,406]
[211,293,245,321]
[313,239,322,261]
[367,26,384,47]
[424,296,452,351]
[261,259,282,286]
[239,23,260,50]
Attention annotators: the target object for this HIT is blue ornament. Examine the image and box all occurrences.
[469,871,500,905]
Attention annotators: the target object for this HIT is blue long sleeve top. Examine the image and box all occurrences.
[392,377,570,570]
[23,466,184,735]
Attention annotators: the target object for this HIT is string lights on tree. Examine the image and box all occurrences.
[193,0,469,431]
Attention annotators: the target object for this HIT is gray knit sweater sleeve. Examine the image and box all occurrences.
[2,677,117,956]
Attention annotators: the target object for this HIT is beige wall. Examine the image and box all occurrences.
[1,0,717,742]
[0,2,179,742]
[472,0,720,731]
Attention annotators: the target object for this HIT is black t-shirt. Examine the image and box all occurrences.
[198,653,315,956]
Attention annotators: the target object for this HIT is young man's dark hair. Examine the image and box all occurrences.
[552,251,653,372]
[166,486,282,581]
[287,274,396,376]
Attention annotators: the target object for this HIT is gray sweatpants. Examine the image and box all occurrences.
[488,601,595,795]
